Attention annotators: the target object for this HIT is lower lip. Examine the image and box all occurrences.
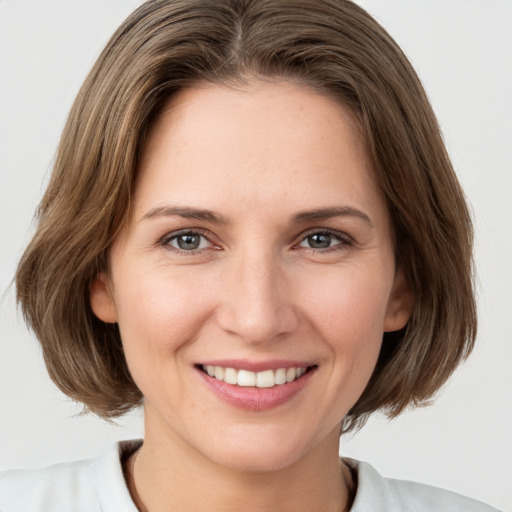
[197,367,315,411]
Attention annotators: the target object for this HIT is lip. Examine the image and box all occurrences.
[195,363,317,411]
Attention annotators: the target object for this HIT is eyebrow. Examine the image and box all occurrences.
[291,206,373,227]
[140,206,229,224]
[140,205,372,227]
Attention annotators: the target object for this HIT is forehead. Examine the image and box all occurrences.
[143,80,365,167]
[134,80,387,228]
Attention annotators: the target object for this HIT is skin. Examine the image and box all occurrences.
[91,80,413,511]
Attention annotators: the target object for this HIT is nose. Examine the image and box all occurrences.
[216,249,299,345]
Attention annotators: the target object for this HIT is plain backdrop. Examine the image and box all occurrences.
[0,1,511,510]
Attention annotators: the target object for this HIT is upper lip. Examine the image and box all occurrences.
[197,359,316,372]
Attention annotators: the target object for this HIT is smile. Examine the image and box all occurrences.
[201,365,312,388]
[197,362,318,411]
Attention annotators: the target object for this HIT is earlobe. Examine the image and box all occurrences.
[90,272,118,323]
[384,271,414,332]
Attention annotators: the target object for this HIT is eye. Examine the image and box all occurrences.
[162,230,212,252]
[297,230,351,250]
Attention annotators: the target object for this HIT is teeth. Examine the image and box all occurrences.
[274,368,286,385]
[237,369,256,387]
[286,367,296,382]
[202,365,310,387]
[214,366,224,380]
[256,369,274,388]
[224,367,238,385]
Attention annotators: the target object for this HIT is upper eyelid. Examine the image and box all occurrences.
[295,228,353,243]
[159,228,216,247]
[161,227,212,240]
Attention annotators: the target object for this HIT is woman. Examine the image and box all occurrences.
[0,0,503,510]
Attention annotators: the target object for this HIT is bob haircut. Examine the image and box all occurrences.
[16,0,476,432]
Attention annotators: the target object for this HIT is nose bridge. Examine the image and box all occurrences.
[217,243,297,344]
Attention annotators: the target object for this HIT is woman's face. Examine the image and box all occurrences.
[91,80,412,472]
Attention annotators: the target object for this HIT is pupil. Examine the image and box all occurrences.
[309,233,331,248]
[178,234,200,250]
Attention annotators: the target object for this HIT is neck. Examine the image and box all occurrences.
[126,415,353,512]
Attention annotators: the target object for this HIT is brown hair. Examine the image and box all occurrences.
[16,0,476,431]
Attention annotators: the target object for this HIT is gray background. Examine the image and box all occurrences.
[1,1,511,509]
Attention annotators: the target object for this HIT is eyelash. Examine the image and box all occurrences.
[296,229,353,252]
[159,228,216,254]
[158,228,353,254]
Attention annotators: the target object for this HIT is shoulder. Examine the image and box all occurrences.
[0,457,97,512]
[0,440,140,512]
[345,458,502,512]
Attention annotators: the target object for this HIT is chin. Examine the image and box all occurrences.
[213,445,301,474]
[202,425,321,474]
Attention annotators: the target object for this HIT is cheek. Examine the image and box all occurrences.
[300,263,393,336]
[113,267,216,372]
[297,263,392,381]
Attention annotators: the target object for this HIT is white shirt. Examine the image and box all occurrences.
[0,440,501,511]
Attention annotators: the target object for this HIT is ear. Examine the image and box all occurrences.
[384,270,414,332]
[90,272,118,323]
